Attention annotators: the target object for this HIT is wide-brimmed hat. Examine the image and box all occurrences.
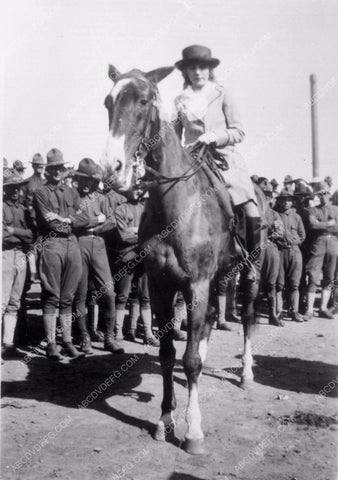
[283,174,294,184]
[30,153,46,166]
[175,45,220,71]
[277,188,295,199]
[46,148,67,167]
[270,178,278,187]
[75,158,102,180]
[294,183,313,197]
[13,160,27,171]
[3,171,29,188]
[314,181,330,196]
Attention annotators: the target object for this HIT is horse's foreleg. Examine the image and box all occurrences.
[149,283,176,442]
[182,280,210,454]
[241,278,259,388]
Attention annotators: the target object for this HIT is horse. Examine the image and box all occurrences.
[101,65,266,454]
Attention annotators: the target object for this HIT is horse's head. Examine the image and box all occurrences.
[102,65,174,192]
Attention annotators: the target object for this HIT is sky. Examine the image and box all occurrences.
[1,0,338,184]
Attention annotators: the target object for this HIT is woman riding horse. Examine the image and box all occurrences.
[102,59,262,455]
[173,45,261,280]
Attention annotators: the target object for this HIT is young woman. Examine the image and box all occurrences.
[173,45,261,279]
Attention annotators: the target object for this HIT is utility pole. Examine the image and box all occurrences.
[310,74,319,178]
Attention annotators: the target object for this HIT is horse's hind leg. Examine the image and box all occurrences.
[182,280,210,454]
[149,281,177,442]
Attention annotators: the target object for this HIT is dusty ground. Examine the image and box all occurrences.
[1,285,338,480]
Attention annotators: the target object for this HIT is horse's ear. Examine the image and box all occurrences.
[108,64,120,82]
[145,66,174,84]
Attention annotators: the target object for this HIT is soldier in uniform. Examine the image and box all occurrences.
[12,160,27,179]
[275,190,306,322]
[22,153,46,208]
[73,158,124,354]
[33,148,84,361]
[114,187,160,347]
[303,182,338,320]
[259,180,284,326]
[2,173,34,359]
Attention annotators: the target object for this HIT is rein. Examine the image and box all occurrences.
[132,100,209,187]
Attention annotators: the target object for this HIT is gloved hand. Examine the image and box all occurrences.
[197,132,217,145]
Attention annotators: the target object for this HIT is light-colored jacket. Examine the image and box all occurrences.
[174,82,245,161]
[173,81,256,206]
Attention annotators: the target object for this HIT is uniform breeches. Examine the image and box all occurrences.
[261,243,280,296]
[276,246,302,292]
[115,262,149,310]
[39,236,82,314]
[2,249,27,316]
[305,235,338,292]
[74,236,115,319]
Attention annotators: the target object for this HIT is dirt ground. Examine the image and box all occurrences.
[1,284,338,480]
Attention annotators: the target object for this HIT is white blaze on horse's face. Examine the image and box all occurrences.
[103,78,136,191]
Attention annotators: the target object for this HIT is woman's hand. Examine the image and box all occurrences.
[197,132,217,145]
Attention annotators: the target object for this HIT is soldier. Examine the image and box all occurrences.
[275,190,306,322]
[2,172,34,359]
[270,178,279,195]
[12,160,27,178]
[114,187,160,347]
[22,153,46,209]
[283,175,295,195]
[33,148,84,361]
[73,158,124,354]
[259,180,284,326]
[303,182,338,320]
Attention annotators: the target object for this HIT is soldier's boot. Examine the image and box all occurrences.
[88,303,104,342]
[78,314,93,355]
[319,288,335,319]
[60,313,85,359]
[225,279,240,323]
[43,313,62,361]
[141,308,160,347]
[104,313,124,354]
[217,295,231,331]
[126,302,139,341]
[268,296,284,327]
[303,292,316,321]
[245,217,262,282]
[290,291,303,322]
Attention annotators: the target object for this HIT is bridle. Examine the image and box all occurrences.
[131,95,208,188]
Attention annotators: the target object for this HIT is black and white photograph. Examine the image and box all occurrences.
[1,1,338,479]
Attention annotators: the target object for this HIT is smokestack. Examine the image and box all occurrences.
[310,74,319,178]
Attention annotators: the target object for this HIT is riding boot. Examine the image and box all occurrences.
[267,296,284,327]
[141,308,160,347]
[217,295,231,330]
[245,217,262,282]
[126,302,140,341]
[78,314,93,355]
[104,313,124,354]
[43,313,62,361]
[60,313,85,359]
[290,291,303,322]
[88,302,104,342]
[225,278,240,322]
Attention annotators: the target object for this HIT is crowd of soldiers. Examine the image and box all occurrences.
[2,151,338,361]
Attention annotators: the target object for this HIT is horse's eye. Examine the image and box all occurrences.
[140,99,148,106]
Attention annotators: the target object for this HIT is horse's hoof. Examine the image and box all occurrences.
[184,437,206,455]
[240,377,254,390]
[154,421,166,441]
